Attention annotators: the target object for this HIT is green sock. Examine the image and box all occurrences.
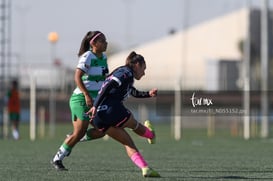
[62,143,72,152]
[85,128,93,140]
[53,143,72,161]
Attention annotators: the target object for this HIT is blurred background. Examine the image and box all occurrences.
[1,0,273,140]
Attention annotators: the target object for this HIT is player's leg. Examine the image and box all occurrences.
[12,120,20,140]
[65,118,89,146]
[66,94,106,142]
[66,126,105,142]
[52,118,89,170]
[79,91,106,141]
[78,122,106,142]
[106,127,160,177]
[52,90,94,170]
[10,112,20,140]
[122,114,156,144]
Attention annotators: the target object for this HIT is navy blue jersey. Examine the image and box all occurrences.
[93,66,150,108]
[101,66,133,101]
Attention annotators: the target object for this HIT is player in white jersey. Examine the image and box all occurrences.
[51,31,108,170]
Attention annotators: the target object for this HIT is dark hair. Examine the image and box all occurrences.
[11,79,18,88]
[77,31,102,57]
[107,51,145,77]
[125,51,145,69]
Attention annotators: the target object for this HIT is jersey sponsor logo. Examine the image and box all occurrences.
[97,105,108,112]
[102,67,109,76]
[84,64,90,69]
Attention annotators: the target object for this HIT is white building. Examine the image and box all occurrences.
[108,8,249,91]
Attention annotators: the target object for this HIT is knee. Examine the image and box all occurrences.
[72,130,86,140]
[89,128,105,139]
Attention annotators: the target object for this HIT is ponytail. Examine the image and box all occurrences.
[107,51,146,78]
[77,31,102,57]
[125,51,145,69]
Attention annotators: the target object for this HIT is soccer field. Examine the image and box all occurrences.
[1,123,273,181]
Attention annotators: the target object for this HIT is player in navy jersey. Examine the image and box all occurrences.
[87,51,160,177]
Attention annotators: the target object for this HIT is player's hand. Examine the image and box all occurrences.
[149,88,158,97]
[86,106,97,120]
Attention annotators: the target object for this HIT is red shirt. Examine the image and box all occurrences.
[7,89,20,113]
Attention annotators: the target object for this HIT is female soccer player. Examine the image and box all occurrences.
[88,51,160,177]
[6,80,20,140]
[51,31,108,170]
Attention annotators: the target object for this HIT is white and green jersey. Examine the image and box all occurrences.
[73,51,108,98]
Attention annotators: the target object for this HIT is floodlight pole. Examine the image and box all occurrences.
[48,32,59,138]
[260,0,269,138]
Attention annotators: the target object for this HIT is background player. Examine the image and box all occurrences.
[5,80,20,140]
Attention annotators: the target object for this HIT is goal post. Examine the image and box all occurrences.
[30,75,36,141]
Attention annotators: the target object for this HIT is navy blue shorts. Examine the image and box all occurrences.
[92,100,131,132]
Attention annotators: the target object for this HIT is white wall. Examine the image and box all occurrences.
[108,8,248,91]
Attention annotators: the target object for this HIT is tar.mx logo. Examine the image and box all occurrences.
[190,92,213,108]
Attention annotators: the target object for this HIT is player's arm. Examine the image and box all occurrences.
[89,79,119,118]
[130,87,158,98]
[75,69,88,95]
[75,68,93,107]
[93,79,119,108]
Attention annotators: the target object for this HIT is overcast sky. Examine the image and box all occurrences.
[10,0,272,69]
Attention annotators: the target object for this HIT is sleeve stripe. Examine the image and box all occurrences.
[112,76,122,86]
